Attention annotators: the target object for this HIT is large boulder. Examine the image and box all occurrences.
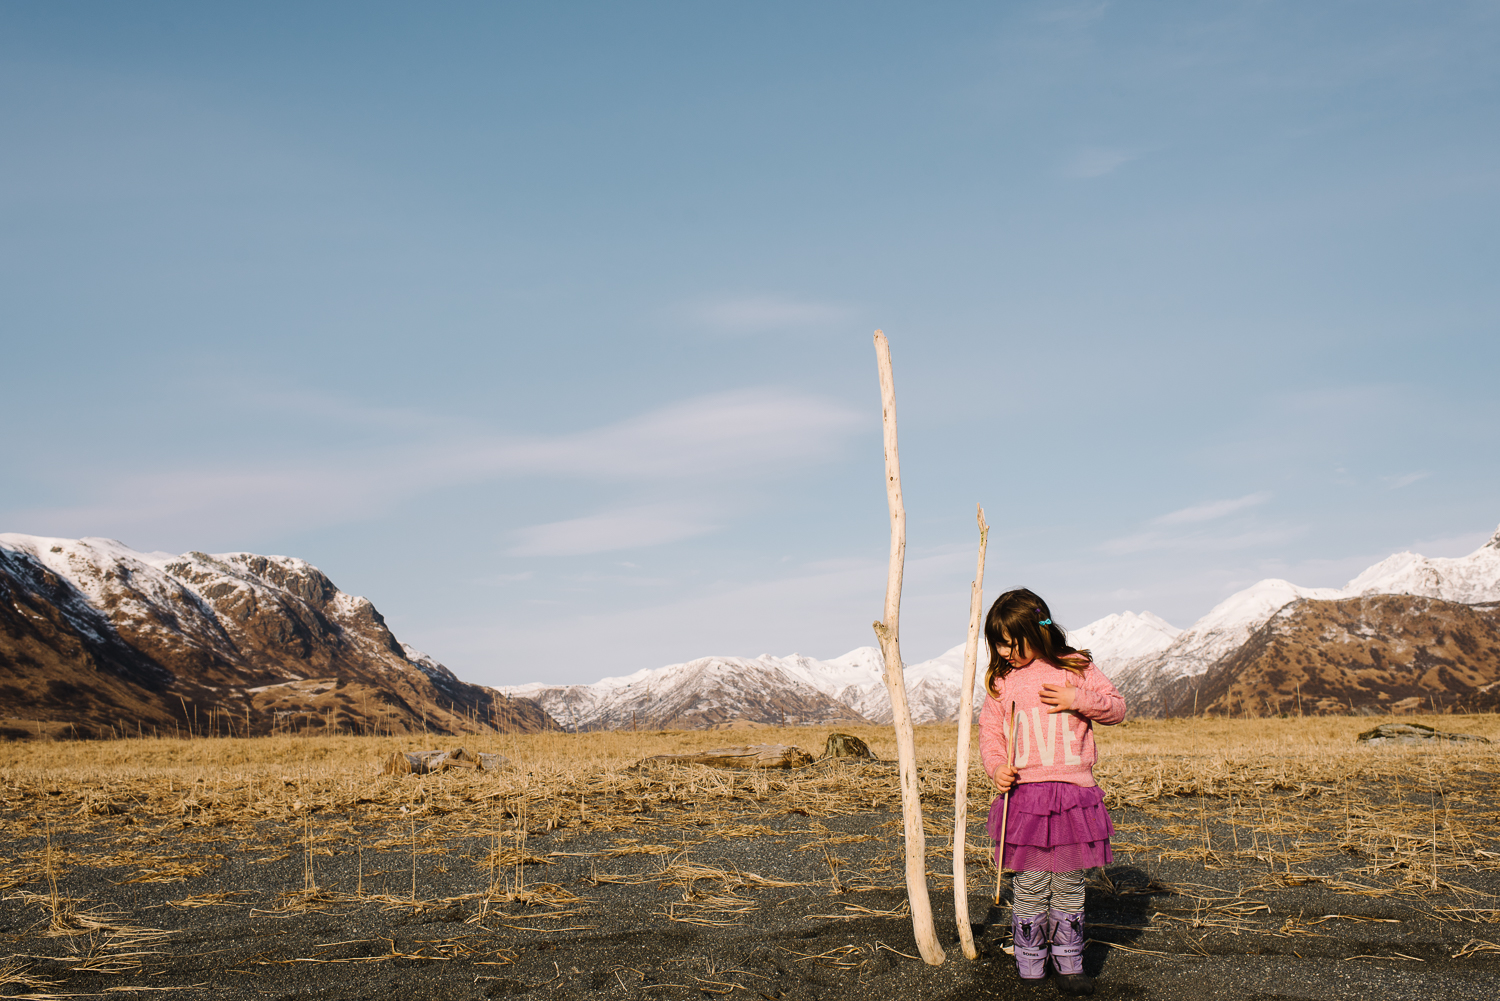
[382,747,510,775]
[821,732,878,760]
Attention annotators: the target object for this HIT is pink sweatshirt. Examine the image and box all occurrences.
[978,658,1126,788]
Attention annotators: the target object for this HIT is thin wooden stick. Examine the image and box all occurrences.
[952,505,988,960]
[870,330,944,967]
[993,700,1017,905]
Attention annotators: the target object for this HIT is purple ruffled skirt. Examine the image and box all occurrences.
[987,781,1114,873]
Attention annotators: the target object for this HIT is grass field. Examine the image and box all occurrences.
[1,715,1497,999]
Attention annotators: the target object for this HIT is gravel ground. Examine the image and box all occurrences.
[3,787,1497,1001]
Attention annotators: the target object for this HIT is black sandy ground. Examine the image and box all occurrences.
[2,781,1497,1001]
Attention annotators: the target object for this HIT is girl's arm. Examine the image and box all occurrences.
[1071,664,1126,725]
[977,688,1014,785]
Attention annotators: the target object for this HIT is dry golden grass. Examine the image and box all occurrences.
[1091,716,1500,886]
[0,725,929,848]
[2,715,1496,852]
[1,714,1497,949]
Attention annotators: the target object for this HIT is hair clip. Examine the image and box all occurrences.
[1038,618,1052,626]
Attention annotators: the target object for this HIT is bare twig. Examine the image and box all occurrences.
[953,504,988,960]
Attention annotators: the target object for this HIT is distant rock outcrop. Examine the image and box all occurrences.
[642,744,816,769]
[1356,722,1491,745]
[0,534,559,738]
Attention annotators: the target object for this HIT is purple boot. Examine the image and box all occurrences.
[1048,909,1095,996]
[1011,912,1048,982]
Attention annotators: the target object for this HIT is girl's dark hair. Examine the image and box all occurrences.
[983,587,1092,696]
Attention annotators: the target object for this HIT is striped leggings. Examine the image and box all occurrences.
[1011,869,1086,917]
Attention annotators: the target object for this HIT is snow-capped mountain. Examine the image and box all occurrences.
[787,644,987,726]
[1342,530,1500,603]
[1067,611,1182,677]
[510,605,1192,731]
[505,653,870,731]
[1107,580,1344,699]
[0,534,557,736]
[1112,524,1500,713]
[507,645,976,731]
[785,610,1182,726]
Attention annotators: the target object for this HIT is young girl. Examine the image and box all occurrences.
[979,588,1126,996]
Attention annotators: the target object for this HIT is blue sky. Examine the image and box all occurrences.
[4,1,1498,686]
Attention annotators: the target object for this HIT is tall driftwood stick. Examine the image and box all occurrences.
[870,330,944,967]
[994,700,1017,904]
[952,505,988,960]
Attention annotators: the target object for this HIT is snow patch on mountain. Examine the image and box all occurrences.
[1066,611,1182,678]
[0,533,459,688]
[1342,525,1500,604]
[1138,579,1344,680]
[806,644,980,725]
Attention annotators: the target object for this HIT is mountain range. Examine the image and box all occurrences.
[6,524,1498,736]
[503,645,984,731]
[0,534,557,738]
[511,524,1500,725]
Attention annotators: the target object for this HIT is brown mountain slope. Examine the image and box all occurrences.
[0,548,178,736]
[0,536,558,738]
[1155,594,1500,717]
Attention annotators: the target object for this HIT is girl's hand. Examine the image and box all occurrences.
[1039,681,1079,714]
[991,761,1018,791]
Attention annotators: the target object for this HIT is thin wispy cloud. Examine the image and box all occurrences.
[8,466,397,539]
[441,545,978,681]
[474,571,535,586]
[1153,492,1272,525]
[1383,471,1430,490]
[1098,493,1283,555]
[1099,525,1300,557]
[1063,147,1139,179]
[6,388,865,547]
[467,389,864,481]
[679,295,856,333]
[232,384,452,434]
[508,504,718,557]
[1035,2,1111,25]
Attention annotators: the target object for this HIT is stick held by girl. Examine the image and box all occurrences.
[979,588,1126,996]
